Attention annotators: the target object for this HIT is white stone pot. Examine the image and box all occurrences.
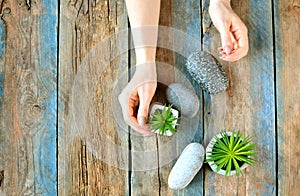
[205,131,249,176]
[149,103,179,136]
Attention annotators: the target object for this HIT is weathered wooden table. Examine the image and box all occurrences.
[0,0,299,195]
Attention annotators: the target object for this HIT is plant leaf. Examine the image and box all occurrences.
[226,158,232,176]
[229,131,235,152]
[232,158,242,176]
[235,144,256,153]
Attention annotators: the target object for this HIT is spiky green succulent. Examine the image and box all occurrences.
[149,105,179,135]
[206,130,257,176]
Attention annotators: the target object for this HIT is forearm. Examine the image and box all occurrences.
[209,0,231,14]
[125,0,161,64]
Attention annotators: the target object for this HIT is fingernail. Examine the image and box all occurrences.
[139,117,146,126]
[225,46,231,55]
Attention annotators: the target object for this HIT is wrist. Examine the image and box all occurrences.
[135,47,157,65]
[135,62,157,80]
[210,0,231,7]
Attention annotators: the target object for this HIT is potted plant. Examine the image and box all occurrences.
[205,130,257,176]
[149,103,180,136]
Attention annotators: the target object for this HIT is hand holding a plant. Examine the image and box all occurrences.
[119,0,160,135]
[119,64,157,136]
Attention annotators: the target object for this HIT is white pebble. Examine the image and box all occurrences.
[168,143,204,190]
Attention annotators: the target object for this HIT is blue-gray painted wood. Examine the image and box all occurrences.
[203,0,276,195]
[248,0,276,194]
[35,0,58,194]
[0,19,4,111]
[0,15,6,183]
[274,0,300,195]
[172,0,204,195]
[0,1,57,195]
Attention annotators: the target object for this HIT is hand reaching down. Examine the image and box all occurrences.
[209,0,249,62]
[118,63,157,136]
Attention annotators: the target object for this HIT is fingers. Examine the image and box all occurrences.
[137,82,156,126]
[219,25,233,55]
[127,116,154,136]
[218,34,248,62]
[125,115,153,136]
[118,92,154,136]
[218,22,248,62]
[220,48,248,62]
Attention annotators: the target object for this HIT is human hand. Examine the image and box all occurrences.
[209,0,248,62]
[118,63,157,136]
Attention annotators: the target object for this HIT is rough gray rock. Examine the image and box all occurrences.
[168,143,204,190]
[166,83,199,118]
[186,51,229,94]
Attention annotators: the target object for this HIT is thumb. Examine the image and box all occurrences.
[137,101,150,126]
[219,26,233,55]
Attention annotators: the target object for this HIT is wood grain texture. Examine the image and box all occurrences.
[156,0,175,195]
[58,0,129,195]
[0,0,57,195]
[203,0,276,195]
[129,25,160,196]
[172,0,204,195]
[128,2,175,196]
[130,0,204,195]
[0,10,5,178]
[275,0,300,195]
[0,0,298,195]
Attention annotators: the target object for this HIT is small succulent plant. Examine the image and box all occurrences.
[149,105,179,136]
[206,130,257,176]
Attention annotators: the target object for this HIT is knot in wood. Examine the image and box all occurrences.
[289,0,300,16]
[3,7,11,15]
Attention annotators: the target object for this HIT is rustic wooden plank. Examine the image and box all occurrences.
[127,2,175,196]
[155,0,176,195]
[203,0,276,195]
[0,0,57,195]
[0,9,6,194]
[129,29,160,196]
[128,36,160,196]
[127,4,166,195]
[58,0,129,195]
[274,0,300,195]
[129,0,204,195]
[245,0,276,194]
[170,0,204,195]
[130,135,160,196]
[130,0,204,195]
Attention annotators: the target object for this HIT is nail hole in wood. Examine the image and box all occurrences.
[32,104,42,113]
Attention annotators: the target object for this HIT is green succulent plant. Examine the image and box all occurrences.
[206,130,257,176]
[149,105,179,136]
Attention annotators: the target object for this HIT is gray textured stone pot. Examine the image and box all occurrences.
[186,51,229,94]
[206,132,249,176]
